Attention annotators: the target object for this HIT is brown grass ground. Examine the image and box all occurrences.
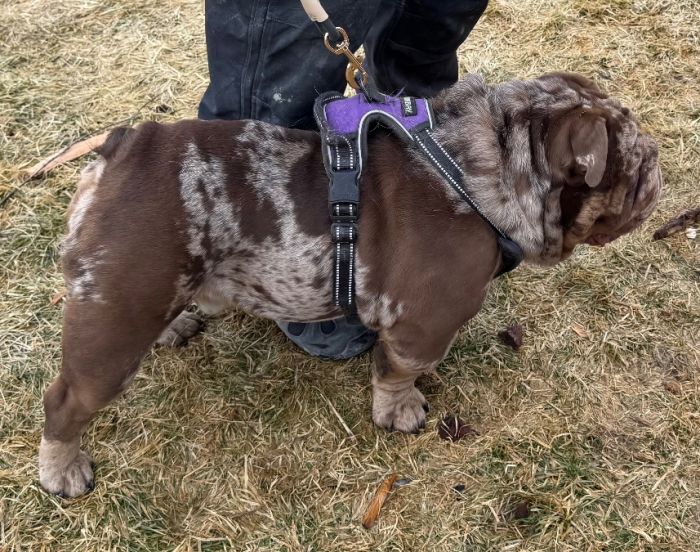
[1,1,699,550]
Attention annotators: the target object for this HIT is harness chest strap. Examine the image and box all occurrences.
[314,91,524,315]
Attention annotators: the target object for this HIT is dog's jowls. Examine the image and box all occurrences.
[39,73,661,497]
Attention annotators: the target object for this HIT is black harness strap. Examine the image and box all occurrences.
[314,94,361,314]
[412,128,524,276]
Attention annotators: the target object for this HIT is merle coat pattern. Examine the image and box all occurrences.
[39,73,662,497]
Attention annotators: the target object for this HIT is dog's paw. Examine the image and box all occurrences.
[156,310,204,347]
[372,384,428,433]
[39,439,94,498]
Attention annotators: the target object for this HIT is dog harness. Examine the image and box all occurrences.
[314,90,524,315]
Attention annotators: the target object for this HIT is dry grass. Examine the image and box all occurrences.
[1,0,699,550]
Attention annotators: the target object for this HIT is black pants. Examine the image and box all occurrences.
[199,0,488,129]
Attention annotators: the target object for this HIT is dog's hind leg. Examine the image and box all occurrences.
[155,310,205,347]
[39,290,184,497]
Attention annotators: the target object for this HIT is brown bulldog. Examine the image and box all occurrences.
[39,73,661,497]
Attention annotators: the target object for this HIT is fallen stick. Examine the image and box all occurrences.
[24,131,110,181]
[0,98,154,210]
[652,207,700,241]
[362,473,397,529]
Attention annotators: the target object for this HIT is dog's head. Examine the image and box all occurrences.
[541,73,662,259]
[432,73,662,265]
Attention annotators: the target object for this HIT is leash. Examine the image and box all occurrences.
[299,0,368,91]
[300,0,523,315]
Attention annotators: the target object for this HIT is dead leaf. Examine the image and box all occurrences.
[361,473,397,529]
[571,322,590,338]
[50,290,66,306]
[512,501,531,519]
[438,415,478,442]
[25,131,110,181]
[498,323,523,350]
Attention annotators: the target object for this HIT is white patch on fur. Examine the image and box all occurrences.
[61,159,108,302]
[38,437,93,497]
[576,153,595,167]
[67,184,96,241]
[354,260,405,330]
[179,142,237,265]
[65,247,106,302]
[62,159,105,254]
[172,143,238,316]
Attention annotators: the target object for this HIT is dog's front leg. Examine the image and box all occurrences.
[371,333,454,433]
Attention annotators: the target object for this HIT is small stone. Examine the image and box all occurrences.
[438,415,478,442]
[663,380,681,395]
[499,323,523,350]
[685,227,697,239]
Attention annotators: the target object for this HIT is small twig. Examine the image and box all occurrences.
[320,393,355,439]
[0,97,154,209]
[652,207,700,241]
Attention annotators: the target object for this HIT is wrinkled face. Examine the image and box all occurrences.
[544,74,662,258]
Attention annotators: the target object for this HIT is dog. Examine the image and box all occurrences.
[38,73,662,497]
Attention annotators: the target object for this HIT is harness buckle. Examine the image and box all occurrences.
[329,170,359,203]
[330,202,357,222]
[331,222,358,244]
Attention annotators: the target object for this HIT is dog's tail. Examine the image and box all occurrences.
[96,126,134,161]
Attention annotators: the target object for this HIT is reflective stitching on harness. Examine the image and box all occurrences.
[429,130,463,174]
[335,241,341,304]
[340,135,354,170]
[348,225,354,305]
[348,242,354,305]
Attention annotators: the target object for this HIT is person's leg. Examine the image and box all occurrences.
[200,0,379,129]
[199,0,382,359]
[365,0,489,97]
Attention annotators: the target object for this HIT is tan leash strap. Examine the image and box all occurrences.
[299,0,329,22]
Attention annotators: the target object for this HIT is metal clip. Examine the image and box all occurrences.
[323,26,369,90]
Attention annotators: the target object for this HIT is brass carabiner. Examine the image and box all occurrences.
[323,26,368,90]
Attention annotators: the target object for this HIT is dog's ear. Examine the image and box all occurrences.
[549,109,609,188]
[570,112,608,187]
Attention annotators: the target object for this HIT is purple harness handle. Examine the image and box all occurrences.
[323,93,433,137]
